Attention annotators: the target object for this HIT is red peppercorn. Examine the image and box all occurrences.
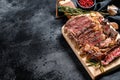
[78,0,94,8]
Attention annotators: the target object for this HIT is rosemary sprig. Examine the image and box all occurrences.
[87,60,99,66]
[58,6,89,16]
[87,59,104,72]
[58,6,109,17]
[87,62,100,67]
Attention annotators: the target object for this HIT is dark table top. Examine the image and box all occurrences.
[0,0,120,80]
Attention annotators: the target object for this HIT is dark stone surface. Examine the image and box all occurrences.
[0,0,120,80]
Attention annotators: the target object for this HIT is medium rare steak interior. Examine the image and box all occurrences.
[64,13,120,66]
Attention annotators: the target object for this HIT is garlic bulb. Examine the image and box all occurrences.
[107,5,118,16]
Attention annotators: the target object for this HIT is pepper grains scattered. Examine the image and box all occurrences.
[78,0,94,8]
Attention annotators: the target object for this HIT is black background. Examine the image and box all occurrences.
[0,0,120,80]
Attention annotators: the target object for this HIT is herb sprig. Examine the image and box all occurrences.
[86,60,104,72]
[58,6,109,17]
[58,6,89,16]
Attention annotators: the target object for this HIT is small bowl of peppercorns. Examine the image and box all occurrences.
[76,0,96,10]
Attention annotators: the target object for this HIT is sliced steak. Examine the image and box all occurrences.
[64,15,120,64]
[101,39,120,65]
[102,24,111,36]
[65,16,94,45]
[99,38,112,48]
[101,47,120,66]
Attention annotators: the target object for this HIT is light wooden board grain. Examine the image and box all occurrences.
[62,26,120,80]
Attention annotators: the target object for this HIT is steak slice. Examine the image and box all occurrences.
[101,47,120,66]
[99,38,112,48]
[102,24,111,36]
[110,28,118,39]
[101,39,120,65]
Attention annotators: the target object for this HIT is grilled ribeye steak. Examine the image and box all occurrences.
[64,13,120,65]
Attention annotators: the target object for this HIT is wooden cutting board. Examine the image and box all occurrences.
[62,25,120,80]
